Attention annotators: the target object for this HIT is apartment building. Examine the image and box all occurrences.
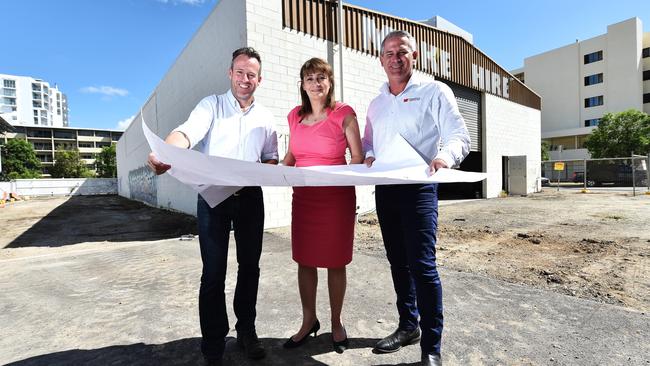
[512,17,649,162]
[1,125,122,176]
[0,73,69,128]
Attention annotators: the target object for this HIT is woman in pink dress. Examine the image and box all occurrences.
[282,58,363,353]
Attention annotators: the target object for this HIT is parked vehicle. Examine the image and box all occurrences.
[540,177,550,186]
[586,161,647,187]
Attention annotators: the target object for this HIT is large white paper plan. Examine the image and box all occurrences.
[142,118,486,207]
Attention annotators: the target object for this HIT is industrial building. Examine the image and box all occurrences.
[117,0,542,228]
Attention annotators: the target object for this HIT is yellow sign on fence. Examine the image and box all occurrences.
[554,162,565,171]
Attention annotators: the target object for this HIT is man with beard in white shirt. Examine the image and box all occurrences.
[363,31,470,366]
[147,47,278,366]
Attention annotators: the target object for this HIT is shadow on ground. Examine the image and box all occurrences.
[6,195,197,248]
[6,336,387,366]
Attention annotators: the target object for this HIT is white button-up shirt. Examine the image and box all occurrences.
[173,89,278,162]
[363,75,470,168]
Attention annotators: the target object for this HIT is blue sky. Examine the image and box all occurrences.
[2,0,649,130]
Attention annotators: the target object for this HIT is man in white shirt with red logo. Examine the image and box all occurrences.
[363,31,470,366]
[147,47,278,366]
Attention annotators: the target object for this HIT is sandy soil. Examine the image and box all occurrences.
[3,190,649,313]
[271,189,650,312]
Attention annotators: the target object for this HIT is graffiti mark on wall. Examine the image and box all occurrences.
[129,165,157,206]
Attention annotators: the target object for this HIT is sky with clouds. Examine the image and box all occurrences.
[2,0,649,130]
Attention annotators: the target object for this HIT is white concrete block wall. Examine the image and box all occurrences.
[484,94,541,198]
[245,0,404,224]
[118,0,248,216]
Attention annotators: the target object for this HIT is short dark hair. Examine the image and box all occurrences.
[231,47,262,74]
[380,30,416,55]
[298,58,336,116]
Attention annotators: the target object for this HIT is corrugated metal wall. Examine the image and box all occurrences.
[448,83,481,152]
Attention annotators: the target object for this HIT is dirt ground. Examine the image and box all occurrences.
[270,189,650,313]
[2,189,649,314]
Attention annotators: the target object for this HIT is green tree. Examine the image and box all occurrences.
[541,141,550,161]
[1,139,41,180]
[95,144,116,178]
[50,148,93,178]
[584,109,650,158]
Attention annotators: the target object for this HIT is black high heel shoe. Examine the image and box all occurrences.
[283,320,320,349]
[332,328,349,354]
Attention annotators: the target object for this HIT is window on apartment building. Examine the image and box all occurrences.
[549,136,577,150]
[112,133,123,141]
[32,142,51,150]
[644,70,650,81]
[584,118,600,127]
[584,73,603,86]
[3,89,16,96]
[53,130,75,139]
[78,130,94,136]
[577,135,590,149]
[584,95,604,108]
[96,130,111,138]
[643,47,650,58]
[583,51,603,64]
[3,79,16,88]
[33,110,38,116]
[33,117,39,124]
[4,97,16,105]
[78,142,94,148]
[644,93,650,104]
[27,129,51,138]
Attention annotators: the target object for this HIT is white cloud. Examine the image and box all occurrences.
[156,0,205,5]
[80,86,129,97]
[116,115,135,130]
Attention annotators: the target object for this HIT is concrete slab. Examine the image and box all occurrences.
[1,232,648,365]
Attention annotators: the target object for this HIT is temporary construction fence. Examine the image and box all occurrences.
[0,178,117,198]
[541,154,650,193]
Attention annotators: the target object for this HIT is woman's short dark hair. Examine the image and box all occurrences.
[298,57,336,116]
[231,47,262,75]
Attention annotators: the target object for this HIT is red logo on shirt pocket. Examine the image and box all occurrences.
[403,97,421,103]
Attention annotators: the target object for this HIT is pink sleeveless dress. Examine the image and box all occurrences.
[287,102,356,268]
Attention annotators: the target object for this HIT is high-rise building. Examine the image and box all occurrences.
[0,73,69,128]
[511,17,649,161]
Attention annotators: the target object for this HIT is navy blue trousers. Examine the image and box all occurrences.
[196,187,264,360]
[375,183,443,356]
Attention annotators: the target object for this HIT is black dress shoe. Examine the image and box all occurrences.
[203,357,223,366]
[373,328,421,353]
[237,331,266,360]
[421,353,442,366]
[283,319,320,348]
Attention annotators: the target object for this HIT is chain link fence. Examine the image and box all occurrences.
[542,154,649,193]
